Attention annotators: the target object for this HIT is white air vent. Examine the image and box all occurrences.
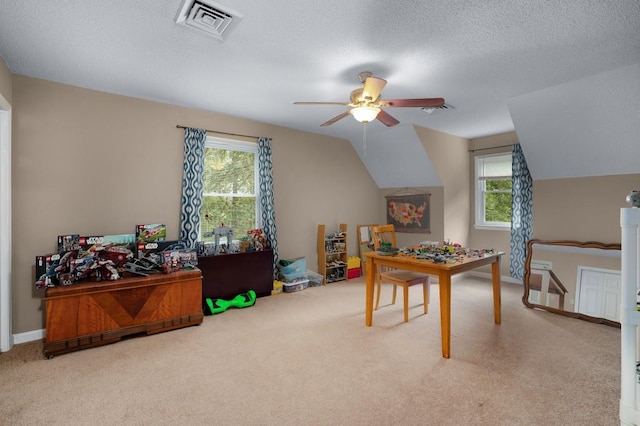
[175,0,241,41]
[422,103,454,114]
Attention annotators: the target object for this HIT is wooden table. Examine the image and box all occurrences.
[364,251,503,358]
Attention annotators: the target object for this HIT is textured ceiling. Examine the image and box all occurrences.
[0,0,639,186]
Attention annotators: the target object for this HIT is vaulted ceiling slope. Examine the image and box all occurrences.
[0,0,638,186]
[509,63,640,181]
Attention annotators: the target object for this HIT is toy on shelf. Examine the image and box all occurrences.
[213,223,234,254]
[202,222,235,254]
[247,228,268,251]
[196,226,269,256]
[35,229,197,288]
[125,241,197,276]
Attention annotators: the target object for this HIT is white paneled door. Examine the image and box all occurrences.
[575,267,621,322]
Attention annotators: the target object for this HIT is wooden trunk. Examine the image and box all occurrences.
[43,269,203,357]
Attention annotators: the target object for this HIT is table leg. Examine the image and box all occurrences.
[438,271,451,358]
[365,256,374,326]
[491,258,502,324]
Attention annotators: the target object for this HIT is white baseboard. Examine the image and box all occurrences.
[13,328,44,345]
[425,271,520,285]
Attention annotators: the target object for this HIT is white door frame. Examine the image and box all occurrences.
[0,95,12,352]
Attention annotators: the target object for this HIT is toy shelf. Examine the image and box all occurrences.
[317,223,348,284]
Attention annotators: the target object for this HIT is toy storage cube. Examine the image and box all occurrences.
[307,270,324,287]
[347,256,361,269]
[277,257,307,281]
[347,268,361,279]
[282,279,309,293]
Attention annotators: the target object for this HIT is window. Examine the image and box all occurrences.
[475,153,512,229]
[200,137,259,243]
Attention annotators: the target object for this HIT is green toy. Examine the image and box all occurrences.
[205,290,257,315]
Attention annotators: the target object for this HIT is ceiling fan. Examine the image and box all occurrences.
[294,71,445,127]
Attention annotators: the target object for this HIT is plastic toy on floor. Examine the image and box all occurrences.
[204,290,257,315]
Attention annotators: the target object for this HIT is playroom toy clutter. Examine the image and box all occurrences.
[396,240,497,264]
[196,226,270,256]
[35,224,198,289]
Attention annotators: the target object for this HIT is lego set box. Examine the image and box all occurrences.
[136,240,184,259]
[57,235,80,252]
[126,239,197,276]
[35,225,194,289]
[75,234,136,258]
[35,252,76,288]
[136,224,167,244]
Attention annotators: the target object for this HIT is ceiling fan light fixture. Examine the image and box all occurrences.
[350,106,380,123]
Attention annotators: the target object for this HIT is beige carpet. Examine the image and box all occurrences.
[0,276,620,425]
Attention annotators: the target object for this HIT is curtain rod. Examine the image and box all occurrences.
[468,144,514,153]
[176,125,259,140]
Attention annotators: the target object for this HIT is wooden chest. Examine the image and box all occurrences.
[43,269,203,357]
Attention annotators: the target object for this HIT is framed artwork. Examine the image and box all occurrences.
[385,192,430,233]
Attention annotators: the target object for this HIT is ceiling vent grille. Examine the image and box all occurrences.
[175,0,241,41]
[422,103,454,114]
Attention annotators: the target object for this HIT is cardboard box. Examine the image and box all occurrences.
[35,250,77,288]
[57,235,80,253]
[76,234,135,258]
[35,253,61,288]
[135,224,167,244]
[136,240,184,259]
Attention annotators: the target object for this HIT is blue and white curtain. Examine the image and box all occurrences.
[509,143,533,279]
[258,137,279,277]
[179,127,207,248]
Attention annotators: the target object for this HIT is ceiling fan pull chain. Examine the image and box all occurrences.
[362,122,367,156]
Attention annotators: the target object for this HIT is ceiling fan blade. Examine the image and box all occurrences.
[294,101,349,106]
[376,110,400,127]
[362,77,387,102]
[320,111,350,126]
[381,98,445,108]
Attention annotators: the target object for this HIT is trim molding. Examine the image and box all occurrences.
[425,271,520,285]
[467,270,522,285]
[13,329,45,345]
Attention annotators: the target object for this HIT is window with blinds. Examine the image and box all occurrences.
[200,137,259,242]
[475,153,512,229]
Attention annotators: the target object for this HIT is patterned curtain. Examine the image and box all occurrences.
[258,137,279,277]
[510,143,533,279]
[179,127,207,248]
